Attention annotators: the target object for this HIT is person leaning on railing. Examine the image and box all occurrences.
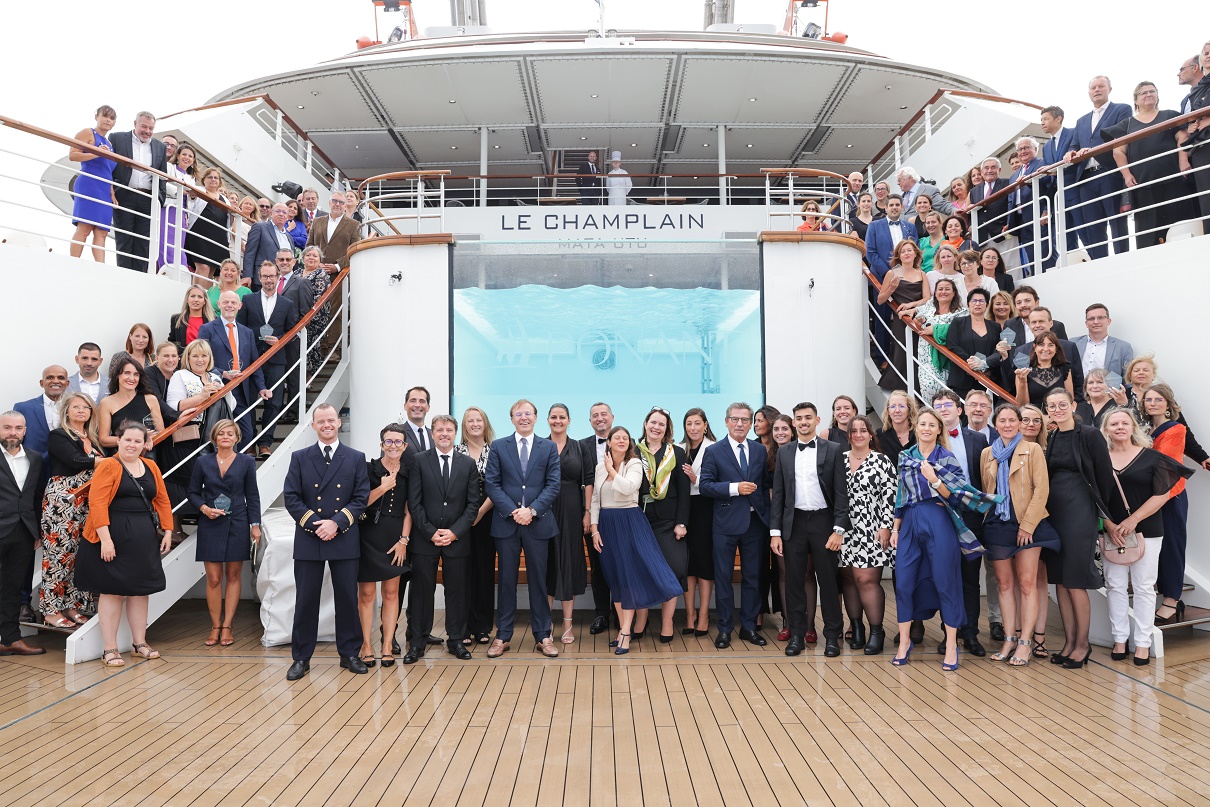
[68,105,118,263]
[875,239,929,392]
[160,144,198,272]
[184,167,235,281]
[1103,81,1198,249]
[39,393,106,630]
[848,192,875,241]
[79,422,174,666]
[1182,42,1210,221]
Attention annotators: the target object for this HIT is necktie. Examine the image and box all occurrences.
[277,275,287,294]
[798,439,816,451]
[417,427,426,451]
[323,445,333,464]
[737,442,748,477]
[597,437,606,444]
[519,437,530,475]
[441,454,450,484]
[949,428,960,438]
[226,322,240,372]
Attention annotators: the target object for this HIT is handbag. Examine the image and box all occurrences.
[1099,469,1145,565]
[172,424,201,443]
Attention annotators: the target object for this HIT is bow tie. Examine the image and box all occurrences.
[798,439,816,451]
[949,428,960,438]
[597,437,606,444]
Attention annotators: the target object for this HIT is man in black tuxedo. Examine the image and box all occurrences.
[402,386,434,458]
[924,391,989,656]
[1004,287,1068,343]
[238,261,300,457]
[273,249,315,424]
[1001,307,1084,401]
[404,415,480,663]
[281,404,371,680]
[576,151,602,204]
[577,401,613,633]
[0,412,45,656]
[108,112,168,273]
[770,403,851,658]
[969,157,1012,246]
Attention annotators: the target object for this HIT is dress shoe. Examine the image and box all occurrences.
[714,632,731,649]
[739,629,767,646]
[849,622,866,651]
[824,639,841,657]
[537,638,559,658]
[426,634,442,646]
[0,639,44,656]
[804,629,817,644]
[785,637,805,656]
[590,616,609,635]
[286,660,309,681]
[382,628,401,657]
[486,639,510,658]
[341,656,369,674]
[402,646,425,665]
[909,620,924,644]
[777,627,791,642]
[864,626,885,655]
[989,622,1006,643]
[963,636,987,657]
[18,604,34,624]
[448,642,472,660]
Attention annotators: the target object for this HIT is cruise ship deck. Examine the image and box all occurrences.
[4,593,1209,806]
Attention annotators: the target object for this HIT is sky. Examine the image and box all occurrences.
[0,0,1199,172]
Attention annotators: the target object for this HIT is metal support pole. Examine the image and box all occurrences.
[148,177,162,274]
[1030,177,1043,277]
[923,107,932,140]
[298,327,308,421]
[274,110,284,145]
[479,126,489,208]
[893,136,902,168]
[717,125,727,204]
[1054,169,1067,268]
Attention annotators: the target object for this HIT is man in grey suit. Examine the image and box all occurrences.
[896,166,954,218]
[1073,303,1133,380]
[66,342,108,406]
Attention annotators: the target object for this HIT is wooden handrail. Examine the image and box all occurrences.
[72,266,350,495]
[867,89,1046,169]
[967,104,1210,215]
[863,267,1017,402]
[0,114,251,224]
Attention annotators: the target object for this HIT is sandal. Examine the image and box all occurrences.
[361,653,377,669]
[131,643,160,660]
[65,610,90,625]
[204,626,222,647]
[1008,638,1032,667]
[219,626,234,647]
[561,617,575,645]
[102,648,124,667]
[1031,631,1050,660]
[42,613,77,630]
[990,636,1018,662]
[477,634,491,645]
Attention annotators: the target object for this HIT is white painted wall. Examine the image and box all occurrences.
[0,244,192,408]
[1032,235,1210,610]
[761,238,866,416]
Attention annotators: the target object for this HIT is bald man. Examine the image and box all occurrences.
[197,291,270,449]
[13,365,69,464]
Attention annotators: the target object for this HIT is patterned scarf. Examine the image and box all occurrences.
[989,433,1022,521]
[896,444,1002,558]
[637,441,675,502]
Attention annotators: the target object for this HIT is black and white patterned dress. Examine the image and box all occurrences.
[840,450,897,569]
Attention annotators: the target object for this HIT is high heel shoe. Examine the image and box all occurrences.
[1133,652,1151,667]
[561,617,575,645]
[1062,649,1090,669]
[941,646,959,671]
[1110,646,1129,661]
[1155,600,1185,625]
[990,636,1018,662]
[204,626,221,647]
[219,626,234,647]
[613,632,631,655]
[890,641,914,666]
[849,621,866,651]
[659,633,674,643]
[1031,631,1050,660]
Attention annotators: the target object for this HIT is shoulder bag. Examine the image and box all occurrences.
[1099,469,1145,566]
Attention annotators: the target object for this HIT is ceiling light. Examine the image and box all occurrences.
[355,145,360,149]
[590,94,598,98]
[580,136,587,140]
[749,97,757,102]
[630,143,637,147]
[296,105,305,109]
[746,144,754,148]
[493,144,500,149]
[448,99,457,104]
[450,145,458,149]
[702,143,709,147]
[845,144,853,148]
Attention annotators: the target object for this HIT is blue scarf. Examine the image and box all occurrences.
[897,445,1002,558]
[990,433,1022,521]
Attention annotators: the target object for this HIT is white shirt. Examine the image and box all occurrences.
[725,436,754,504]
[1088,105,1106,168]
[260,290,278,324]
[1082,336,1107,375]
[318,439,340,459]
[435,449,455,477]
[593,434,608,463]
[77,375,102,404]
[326,215,344,242]
[410,422,429,450]
[220,317,240,357]
[3,447,30,491]
[274,225,292,251]
[129,132,154,190]
[43,395,60,430]
[946,426,969,482]
[886,217,905,247]
[791,439,827,512]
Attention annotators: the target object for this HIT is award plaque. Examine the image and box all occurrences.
[1105,372,1123,390]
[259,324,275,340]
[141,414,155,429]
[1000,328,1017,347]
[214,494,232,514]
[973,352,989,371]
[1012,352,1031,370]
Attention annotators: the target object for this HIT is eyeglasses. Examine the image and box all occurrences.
[727,416,752,424]
[933,402,956,410]
[1021,417,1043,425]
[887,404,908,411]
[258,204,271,209]
[382,439,404,447]
[649,406,670,416]
[1045,401,1070,411]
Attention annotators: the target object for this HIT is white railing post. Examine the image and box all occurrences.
[904,325,916,396]
[1030,177,1043,277]
[1054,168,1068,269]
[923,106,933,140]
[298,327,309,421]
[340,275,350,355]
[893,136,902,169]
[305,142,314,174]
[148,177,162,274]
[274,110,284,145]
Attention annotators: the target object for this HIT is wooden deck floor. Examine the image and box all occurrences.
[2,587,1209,806]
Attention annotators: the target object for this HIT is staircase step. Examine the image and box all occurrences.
[1156,605,1210,630]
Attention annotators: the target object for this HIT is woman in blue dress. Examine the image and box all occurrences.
[69,105,117,262]
[590,426,683,655]
[188,419,261,647]
[891,408,1000,671]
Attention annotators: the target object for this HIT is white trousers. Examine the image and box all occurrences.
[1104,536,1163,649]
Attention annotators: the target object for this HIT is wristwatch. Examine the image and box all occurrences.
[529,507,538,519]
[399,535,409,545]
[928,479,942,490]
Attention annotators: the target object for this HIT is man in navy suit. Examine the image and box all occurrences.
[108,112,168,273]
[1065,76,1132,259]
[699,402,770,649]
[198,291,271,450]
[12,365,69,466]
[238,261,300,457]
[865,195,917,363]
[1040,106,1079,264]
[483,399,562,658]
[274,248,315,424]
[282,404,371,680]
[1005,137,1049,276]
[243,203,295,290]
[969,157,1013,246]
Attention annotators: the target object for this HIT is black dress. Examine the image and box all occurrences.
[825,429,851,452]
[684,442,715,581]
[548,438,590,601]
[1100,111,1196,249]
[75,471,166,596]
[1045,426,1110,590]
[357,458,410,583]
[1023,365,1070,409]
[110,395,153,434]
[184,202,231,268]
[946,315,1002,400]
[875,427,916,466]
[1075,399,1114,430]
[878,276,924,391]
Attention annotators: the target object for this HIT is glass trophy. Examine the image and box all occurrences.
[141,414,155,429]
[259,324,275,341]
[1012,352,1031,370]
[972,352,989,372]
[1105,372,1123,390]
[213,494,232,514]
[999,328,1017,347]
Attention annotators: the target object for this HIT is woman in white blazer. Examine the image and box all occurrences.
[678,408,717,636]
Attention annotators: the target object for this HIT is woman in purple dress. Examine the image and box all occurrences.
[69,105,117,262]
